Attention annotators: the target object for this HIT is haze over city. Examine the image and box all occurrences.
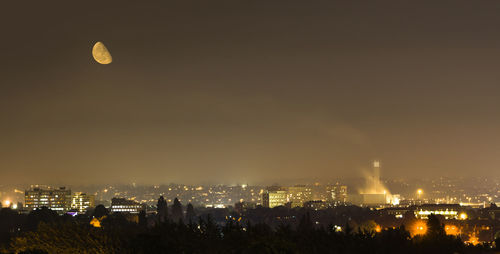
[2,0,500,185]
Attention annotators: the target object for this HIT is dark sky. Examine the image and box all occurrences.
[1,1,500,185]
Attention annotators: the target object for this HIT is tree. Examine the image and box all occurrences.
[417,214,464,253]
[139,210,147,228]
[0,208,22,245]
[185,203,195,222]
[93,204,109,219]
[25,207,59,231]
[171,198,183,222]
[358,220,377,233]
[297,212,313,232]
[10,222,116,253]
[426,214,445,238]
[157,196,168,223]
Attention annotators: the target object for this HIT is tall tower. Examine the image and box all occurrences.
[373,160,381,193]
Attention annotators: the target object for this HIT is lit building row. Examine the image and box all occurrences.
[381,204,469,220]
[262,185,347,208]
[414,204,466,220]
[71,192,95,213]
[110,198,143,213]
[262,189,288,208]
[25,187,72,213]
[25,186,95,214]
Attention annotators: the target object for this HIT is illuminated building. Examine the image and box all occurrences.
[262,188,288,208]
[71,192,95,213]
[327,184,348,202]
[415,204,463,219]
[24,186,71,214]
[287,185,312,208]
[110,198,143,214]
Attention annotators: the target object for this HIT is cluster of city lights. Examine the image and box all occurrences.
[2,200,18,209]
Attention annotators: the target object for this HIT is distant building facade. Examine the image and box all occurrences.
[287,185,313,208]
[71,192,95,213]
[415,204,464,219]
[327,184,348,202]
[25,186,71,213]
[110,198,143,213]
[262,188,288,208]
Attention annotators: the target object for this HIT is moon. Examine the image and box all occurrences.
[92,42,112,64]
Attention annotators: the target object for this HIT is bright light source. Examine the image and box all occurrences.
[445,225,459,235]
[417,189,423,195]
[391,196,400,205]
[411,221,427,236]
[468,234,479,245]
[90,218,101,228]
[459,213,467,220]
[4,200,10,207]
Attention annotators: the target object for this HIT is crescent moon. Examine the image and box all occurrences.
[92,42,112,64]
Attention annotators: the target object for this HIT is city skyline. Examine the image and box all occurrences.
[2,175,498,207]
[2,1,500,185]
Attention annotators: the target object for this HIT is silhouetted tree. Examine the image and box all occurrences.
[157,196,168,223]
[414,214,464,253]
[10,221,116,253]
[358,220,377,233]
[93,204,109,218]
[185,203,195,222]
[171,198,183,222]
[426,214,446,238]
[0,208,22,245]
[139,210,147,228]
[25,207,59,231]
[344,221,353,235]
[297,212,313,232]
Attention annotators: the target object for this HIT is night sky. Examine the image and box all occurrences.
[1,1,500,185]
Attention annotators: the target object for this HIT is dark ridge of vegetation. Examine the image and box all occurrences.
[0,206,498,253]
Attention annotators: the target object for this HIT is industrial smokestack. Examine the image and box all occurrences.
[373,160,380,193]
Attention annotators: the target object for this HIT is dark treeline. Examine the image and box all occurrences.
[0,201,498,253]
